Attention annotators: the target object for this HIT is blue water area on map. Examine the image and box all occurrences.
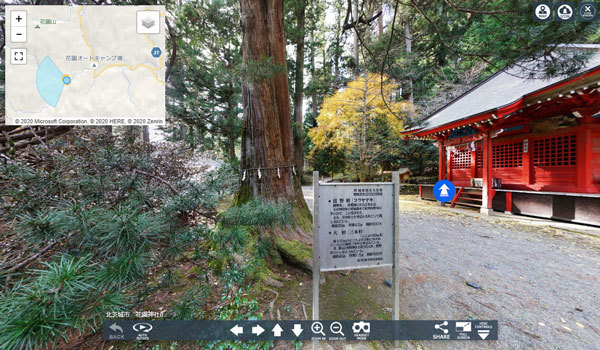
[36,56,64,107]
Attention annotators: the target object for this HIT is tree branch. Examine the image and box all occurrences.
[0,20,5,55]
[0,127,72,154]
[132,168,179,194]
[165,17,178,83]
[443,0,518,15]
[0,240,58,276]
[343,11,382,32]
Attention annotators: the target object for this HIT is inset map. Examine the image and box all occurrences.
[5,5,166,125]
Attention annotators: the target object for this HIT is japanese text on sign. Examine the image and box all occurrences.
[318,184,394,271]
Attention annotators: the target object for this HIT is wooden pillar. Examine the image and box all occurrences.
[576,124,593,191]
[438,140,446,180]
[574,108,600,192]
[470,147,477,179]
[505,192,513,214]
[481,131,494,214]
[447,148,453,182]
[522,138,532,186]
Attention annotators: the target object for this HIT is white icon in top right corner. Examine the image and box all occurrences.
[535,4,551,20]
[137,10,160,34]
[557,4,574,21]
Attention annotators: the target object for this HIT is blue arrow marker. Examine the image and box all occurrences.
[433,180,456,202]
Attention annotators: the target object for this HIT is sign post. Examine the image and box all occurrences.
[392,171,400,349]
[312,171,320,350]
[312,171,400,349]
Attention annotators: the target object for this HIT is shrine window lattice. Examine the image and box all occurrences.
[450,146,472,169]
[533,134,576,167]
[492,142,523,168]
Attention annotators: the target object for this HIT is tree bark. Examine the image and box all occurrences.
[359,73,368,182]
[179,124,186,140]
[377,4,383,37]
[142,126,150,143]
[226,96,238,163]
[237,0,312,270]
[0,126,71,153]
[293,0,306,172]
[404,19,415,119]
[237,0,309,207]
[125,126,136,143]
[352,0,359,77]
[311,29,318,129]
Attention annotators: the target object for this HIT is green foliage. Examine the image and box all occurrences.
[204,270,273,350]
[210,225,250,253]
[0,254,128,350]
[218,199,291,227]
[97,249,150,289]
[310,144,348,177]
[159,269,180,289]
[16,210,69,243]
[275,236,312,270]
[366,119,438,177]
[237,56,286,81]
[372,0,600,115]
[91,203,167,256]
[166,0,242,162]
[0,130,237,349]
[168,286,209,320]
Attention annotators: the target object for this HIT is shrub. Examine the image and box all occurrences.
[0,255,128,350]
[0,130,237,349]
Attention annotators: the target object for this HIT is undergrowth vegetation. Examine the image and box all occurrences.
[0,129,298,349]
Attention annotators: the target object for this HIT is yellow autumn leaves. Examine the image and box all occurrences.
[308,73,411,180]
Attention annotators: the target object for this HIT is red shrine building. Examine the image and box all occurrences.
[404,44,600,226]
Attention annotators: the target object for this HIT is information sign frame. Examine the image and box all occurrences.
[312,171,401,349]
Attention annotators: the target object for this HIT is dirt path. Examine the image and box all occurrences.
[302,186,600,350]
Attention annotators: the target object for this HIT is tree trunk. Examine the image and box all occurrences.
[228,133,236,164]
[311,29,318,126]
[332,1,343,84]
[377,5,383,37]
[226,83,238,164]
[179,124,186,141]
[404,19,415,118]
[237,0,312,271]
[293,0,306,172]
[142,126,150,143]
[352,0,359,77]
[359,73,368,182]
[333,31,341,83]
[125,126,136,143]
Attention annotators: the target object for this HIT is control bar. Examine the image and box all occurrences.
[103,320,497,341]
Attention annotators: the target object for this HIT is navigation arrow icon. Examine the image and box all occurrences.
[439,184,450,197]
[230,324,243,336]
[252,324,265,336]
[292,324,303,337]
[272,324,283,337]
[109,323,123,333]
